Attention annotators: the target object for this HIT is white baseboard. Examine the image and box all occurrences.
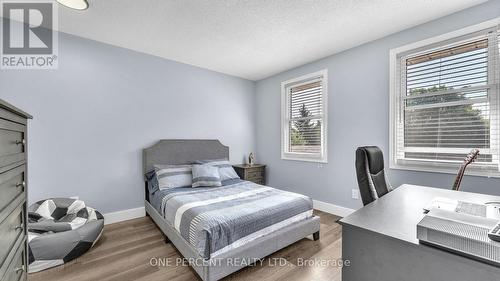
[103,207,145,225]
[313,200,356,218]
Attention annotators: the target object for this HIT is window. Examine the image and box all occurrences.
[281,70,327,163]
[390,22,500,176]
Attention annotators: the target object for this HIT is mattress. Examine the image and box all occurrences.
[148,180,313,259]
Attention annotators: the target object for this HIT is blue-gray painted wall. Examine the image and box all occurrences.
[0,31,256,213]
[255,0,500,210]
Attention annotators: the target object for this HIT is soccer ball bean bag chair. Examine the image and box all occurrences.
[27,198,104,273]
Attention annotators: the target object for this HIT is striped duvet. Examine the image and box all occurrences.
[157,180,313,259]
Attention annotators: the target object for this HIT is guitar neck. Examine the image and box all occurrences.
[452,149,479,191]
[452,165,467,191]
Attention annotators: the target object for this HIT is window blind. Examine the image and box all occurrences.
[395,29,500,173]
[282,71,327,162]
[289,81,323,154]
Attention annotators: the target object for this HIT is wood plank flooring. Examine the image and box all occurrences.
[29,210,342,281]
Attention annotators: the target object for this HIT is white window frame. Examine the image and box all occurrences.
[281,70,328,163]
[389,18,500,177]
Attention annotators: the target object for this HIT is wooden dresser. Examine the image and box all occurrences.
[0,100,31,281]
[233,164,266,185]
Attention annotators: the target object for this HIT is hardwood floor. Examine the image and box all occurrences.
[29,210,342,281]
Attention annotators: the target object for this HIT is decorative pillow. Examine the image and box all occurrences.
[145,170,160,194]
[193,159,240,181]
[192,164,222,188]
[155,164,192,189]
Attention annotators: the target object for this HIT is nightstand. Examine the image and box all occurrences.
[233,164,266,185]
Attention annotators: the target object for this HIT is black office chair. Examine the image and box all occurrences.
[355,146,393,206]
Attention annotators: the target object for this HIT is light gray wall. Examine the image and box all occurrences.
[255,0,500,210]
[0,31,255,213]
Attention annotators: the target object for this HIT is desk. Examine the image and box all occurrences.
[339,184,500,281]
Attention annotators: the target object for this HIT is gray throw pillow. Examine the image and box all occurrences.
[154,164,192,189]
[192,164,222,188]
[193,159,240,181]
[145,170,159,194]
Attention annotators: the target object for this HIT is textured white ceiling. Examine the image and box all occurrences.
[57,0,488,80]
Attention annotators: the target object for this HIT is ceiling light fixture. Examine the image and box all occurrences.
[57,0,89,10]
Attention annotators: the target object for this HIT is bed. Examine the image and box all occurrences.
[143,139,320,281]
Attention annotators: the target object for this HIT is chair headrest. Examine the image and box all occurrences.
[356,146,384,174]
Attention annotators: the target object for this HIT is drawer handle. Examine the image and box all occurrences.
[14,266,25,273]
[16,181,26,188]
[15,139,26,146]
[14,225,24,232]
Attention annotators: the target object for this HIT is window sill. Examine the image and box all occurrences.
[281,154,327,164]
[389,162,500,179]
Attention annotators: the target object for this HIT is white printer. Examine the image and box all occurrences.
[418,201,500,266]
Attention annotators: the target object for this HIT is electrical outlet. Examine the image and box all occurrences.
[70,196,79,200]
[351,189,359,200]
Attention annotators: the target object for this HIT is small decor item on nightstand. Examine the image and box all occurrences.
[248,152,255,166]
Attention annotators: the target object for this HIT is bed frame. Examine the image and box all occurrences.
[143,139,320,281]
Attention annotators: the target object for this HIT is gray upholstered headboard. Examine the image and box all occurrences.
[143,139,229,174]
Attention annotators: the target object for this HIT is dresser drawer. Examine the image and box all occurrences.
[0,205,25,268]
[1,243,26,281]
[0,120,25,169]
[246,169,264,179]
[0,166,25,214]
[0,107,27,126]
[253,179,265,185]
[233,165,266,185]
